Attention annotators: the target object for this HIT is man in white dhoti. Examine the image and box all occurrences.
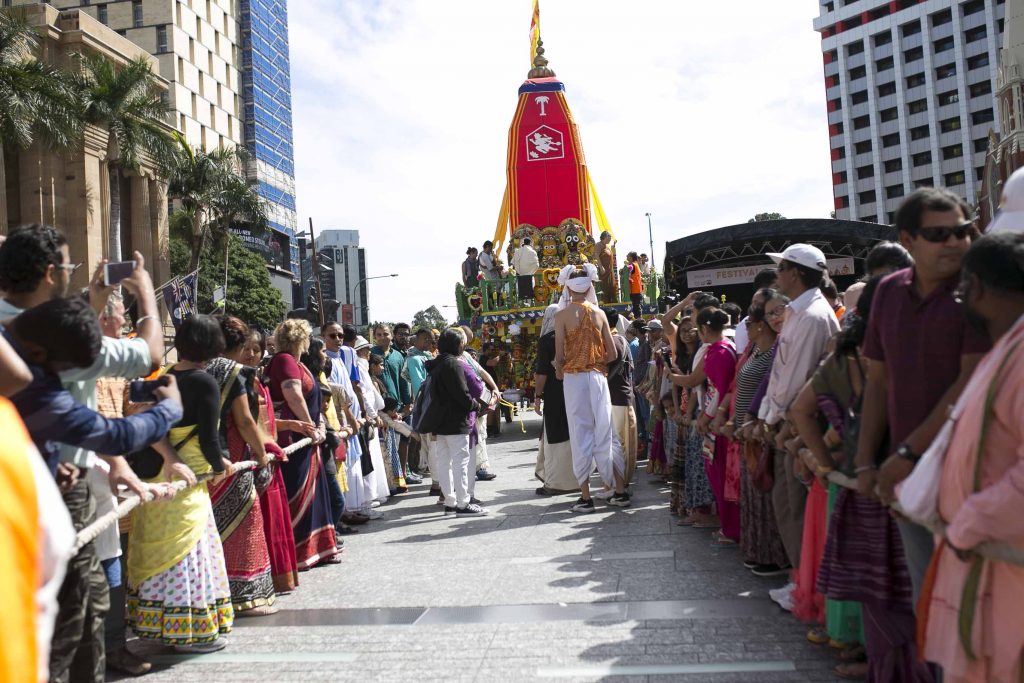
[553,264,630,512]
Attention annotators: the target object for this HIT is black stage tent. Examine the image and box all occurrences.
[662,218,896,308]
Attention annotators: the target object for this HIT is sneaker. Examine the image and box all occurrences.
[362,509,383,520]
[769,582,796,605]
[592,488,614,500]
[455,503,488,516]
[742,560,759,569]
[174,639,226,654]
[475,469,497,481]
[443,505,457,516]
[405,472,423,484]
[777,595,795,612]
[469,497,482,506]
[751,563,789,577]
[608,492,631,507]
[370,500,382,509]
[570,497,595,513]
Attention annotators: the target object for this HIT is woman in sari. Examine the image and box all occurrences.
[669,323,715,528]
[667,317,697,517]
[721,289,789,574]
[243,330,299,593]
[127,315,233,653]
[694,308,739,544]
[266,320,340,570]
[354,337,391,503]
[534,304,578,495]
[300,338,346,535]
[206,316,284,615]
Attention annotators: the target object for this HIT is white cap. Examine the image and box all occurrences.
[766,243,828,272]
[354,336,371,351]
[987,167,1024,235]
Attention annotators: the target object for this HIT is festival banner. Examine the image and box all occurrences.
[686,258,856,289]
[162,270,199,329]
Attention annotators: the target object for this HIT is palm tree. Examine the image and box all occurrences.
[0,8,81,230]
[76,54,175,261]
[207,150,269,305]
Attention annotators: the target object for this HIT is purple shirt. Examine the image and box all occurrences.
[461,359,484,435]
[862,267,990,445]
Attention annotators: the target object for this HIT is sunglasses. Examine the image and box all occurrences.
[913,221,972,243]
[327,333,343,339]
[57,262,83,274]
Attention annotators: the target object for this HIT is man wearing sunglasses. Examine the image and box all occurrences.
[855,187,990,608]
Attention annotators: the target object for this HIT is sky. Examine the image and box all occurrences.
[288,1,835,325]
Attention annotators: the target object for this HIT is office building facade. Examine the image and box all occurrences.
[814,0,1006,223]
[317,230,370,328]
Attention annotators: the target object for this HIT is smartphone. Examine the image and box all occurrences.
[129,378,167,403]
[104,260,136,287]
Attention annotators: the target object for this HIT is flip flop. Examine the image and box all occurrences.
[711,531,737,545]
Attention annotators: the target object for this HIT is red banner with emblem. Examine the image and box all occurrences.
[506,78,591,233]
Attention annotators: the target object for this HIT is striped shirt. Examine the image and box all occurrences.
[734,346,774,431]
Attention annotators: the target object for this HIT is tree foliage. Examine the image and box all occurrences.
[748,212,786,223]
[169,230,285,332]
[411,305,449,331]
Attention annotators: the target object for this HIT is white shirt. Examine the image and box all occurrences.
[733,317,750,353]
[478,251,500,280]
[511,245,539,276]
[759,287,840,424]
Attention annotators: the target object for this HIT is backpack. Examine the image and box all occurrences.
[411,370,437,433]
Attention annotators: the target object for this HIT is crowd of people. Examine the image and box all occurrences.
[2,181,1023,683]
[528,187,1024,683]
[0,223,513,681]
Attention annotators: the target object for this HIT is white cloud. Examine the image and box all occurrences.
[289,1,834,324]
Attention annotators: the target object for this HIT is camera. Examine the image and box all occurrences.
[657,289,680,313]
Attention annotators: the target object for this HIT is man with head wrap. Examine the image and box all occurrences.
[533,305,578,495]
[553,264,630,512]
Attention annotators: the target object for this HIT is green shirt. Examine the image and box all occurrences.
[371,345,411,405]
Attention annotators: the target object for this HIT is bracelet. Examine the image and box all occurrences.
[136,314,158,327]
[854,465,876,474]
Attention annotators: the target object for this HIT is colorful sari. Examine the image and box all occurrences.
[206,358,276,612]
[267,353,338,570]
[127,382,233,646]
[703,341,739,541]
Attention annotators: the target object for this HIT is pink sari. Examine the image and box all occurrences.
[703,341,739,541]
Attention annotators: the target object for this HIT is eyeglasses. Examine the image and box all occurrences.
[327,333,343,339]
[57,262,83,274]
[913,221,972,243]
[765,307,787,319]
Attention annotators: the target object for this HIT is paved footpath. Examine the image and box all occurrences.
[118,413,842,682]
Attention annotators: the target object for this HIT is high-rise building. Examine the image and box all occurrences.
[23,0,300,281]
[317,230,370,328]
[814,0,1006,224]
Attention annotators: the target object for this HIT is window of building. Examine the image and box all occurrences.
[836,195,849,209]
[912,150,932,166]
[851,90,868,105]
[874,31,892,47]
[976,167,985,181]
[156,25,168,52]
[999,18,1005,33]
[964,25,987,43]
[827,49,838,62]
[886,185,905,199]
[972,108,995,125]
[945,171,966,186]
[967,53,990,70]
[931,8,952,26]
[848,41,865,56]
[910,124,930,140]
[908,98,928,114]
[884,158,903,173]
[824,1,835,10]
[940,117,962,133]
[902,20,921,37]
[974,137,989,153]
[934,36,955,53]
[97,4,107,24]
[132,0,143,27]
[906,72,926,88]
[882,132,901,147]
[836,170,848,183]
[849,65,867,80]
[853,115,871,130]
[880,107,898,122]
[832,121,845,135]
[969,80,992,97]
[962,0,984,15]
[857,164,875,179]
[936,63,957,79]
[875,56,894,72]
[937,90,959,106]
[859,190,877,204]
[855,140,873,154]
[878,81,897,97]
[834,145,847,159]
[942,144,963,159]
[904,46,924,62]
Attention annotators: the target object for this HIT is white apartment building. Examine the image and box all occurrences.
[814,0,1006,223]
[317,230,370,328]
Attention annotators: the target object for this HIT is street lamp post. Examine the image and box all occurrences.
[645,212,655,270]
[350,273,399,326]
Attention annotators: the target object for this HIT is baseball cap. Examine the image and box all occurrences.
[987,167,1024,234]
[647,319,664,331]
[354,336,371,352]
[766,244,828,272]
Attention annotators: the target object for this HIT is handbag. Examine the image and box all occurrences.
[358,425,374,477]
[747,441,774,492]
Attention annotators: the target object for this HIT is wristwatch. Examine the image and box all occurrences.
[895,442,919,464]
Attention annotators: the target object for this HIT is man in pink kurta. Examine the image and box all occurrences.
[923,233,1024,683]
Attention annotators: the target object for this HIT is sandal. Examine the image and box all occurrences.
[834,662,868,680]
[711,530,737,545]
[806,627,830,645]
[692,515,720,529]
[837,646,866,662]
